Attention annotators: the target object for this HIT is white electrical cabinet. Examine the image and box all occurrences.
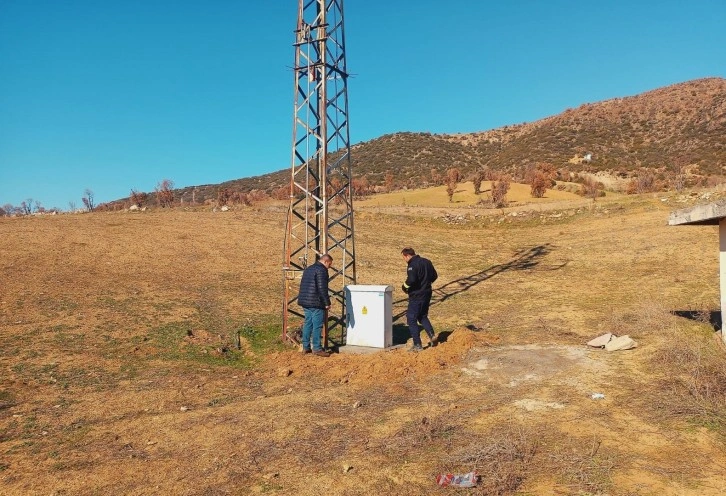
[345,285,393,348]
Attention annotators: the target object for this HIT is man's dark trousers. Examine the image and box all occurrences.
[407,295,434,347]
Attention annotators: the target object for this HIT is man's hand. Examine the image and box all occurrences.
[401,284,409,294]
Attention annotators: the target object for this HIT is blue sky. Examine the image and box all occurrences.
[1,0,725,210]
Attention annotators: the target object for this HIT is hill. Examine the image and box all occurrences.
[107,77,726,208]
[343,77,726,187]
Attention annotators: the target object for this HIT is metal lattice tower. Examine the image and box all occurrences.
[282,0,356,347]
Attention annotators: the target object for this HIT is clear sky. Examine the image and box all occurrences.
[1,0,725,211]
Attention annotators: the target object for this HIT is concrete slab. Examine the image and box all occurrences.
[669,201,726,226]
[337,344,404,355]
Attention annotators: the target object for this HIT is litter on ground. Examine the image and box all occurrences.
[586,333,637,351]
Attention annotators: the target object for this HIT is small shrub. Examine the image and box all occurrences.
[580,177,604,200]
[155,179,175,207]
[491,174,511,208]
[472,170,485,195]
[626,172,658,194]
[130,189,148,208]
[446,182,455,202]
[530,171,549,198]
[217,188,232,206]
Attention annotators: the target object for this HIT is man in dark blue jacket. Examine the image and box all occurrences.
[401,247,438,352]
[298,254,333,357]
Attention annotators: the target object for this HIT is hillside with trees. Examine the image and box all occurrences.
[88,77,726,210]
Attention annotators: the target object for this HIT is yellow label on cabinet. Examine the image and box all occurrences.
[362,306,368,315]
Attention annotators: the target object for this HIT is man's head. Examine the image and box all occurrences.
[401,247,415,262]
[319,253,333,269]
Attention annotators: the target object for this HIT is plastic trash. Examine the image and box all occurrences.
[591,393,605,400]
[436,471,479,487]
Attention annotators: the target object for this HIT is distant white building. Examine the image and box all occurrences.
[583,152,593,163]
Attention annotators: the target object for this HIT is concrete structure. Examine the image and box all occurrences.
[669,201,726,343]
[344,285,393,349]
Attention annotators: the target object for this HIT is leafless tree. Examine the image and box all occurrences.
[155,179,174,208]
[130,189,148,208]
[82,189,95,212]
[68,200,77,212]
[472,170,485,195]
[446,167,461,184]
[446,182,455,202]
[580,177,603,200]
[491,175,511,208]
[671,156,689,192]
[446,167,460,202]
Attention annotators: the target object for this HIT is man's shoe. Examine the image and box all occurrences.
[428,334,438,348]
[312,350,330,357]
[408,344,423,353]
[302,348,312,354]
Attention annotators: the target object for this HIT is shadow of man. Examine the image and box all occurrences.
[393,243,565,321]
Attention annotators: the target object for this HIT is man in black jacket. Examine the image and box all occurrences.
[401,247,438,352]
[298,254,333,357]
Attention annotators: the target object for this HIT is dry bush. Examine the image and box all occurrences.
[446,167,461,184]
[472,170,485,195]
[446,182,455,202]
[217,187,232,206]
[351,177,371,198]
[530,171,550,198]
[626,171,659,194]
[82,189,95,212]
[382,414,456,454]
[610,299,726,437]
[155,179,175,207]
[705,175,726,188]
[600,300,673,338]
[129,189,148,208]
[548,437,615,494]
[247,189,269,204]
[491,174,511,208]
[450,424,538,495]
[649,326,726,432]
[579,177,604,199]
[271,186,289,200]
[430,168,442,186]
[526,163,557,198]
[670,159,688,192]
[449,424,615,495]
[445,168,460,202]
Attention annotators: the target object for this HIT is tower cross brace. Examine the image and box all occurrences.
[282,0,356,347]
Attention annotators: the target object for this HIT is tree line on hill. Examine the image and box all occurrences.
[0,159,693,216]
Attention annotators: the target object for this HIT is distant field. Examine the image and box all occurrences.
[1,189,726,495]
[355,180,603,208]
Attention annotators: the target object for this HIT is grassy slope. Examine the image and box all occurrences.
[1,189,726,495]
[355,180,588,208]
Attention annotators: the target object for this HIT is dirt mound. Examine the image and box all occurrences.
[265,327,500,386]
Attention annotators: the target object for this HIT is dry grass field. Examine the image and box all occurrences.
[2,186,726,495]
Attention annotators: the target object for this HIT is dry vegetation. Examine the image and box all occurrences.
[70,78,725,212]
[2,187,726,495]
